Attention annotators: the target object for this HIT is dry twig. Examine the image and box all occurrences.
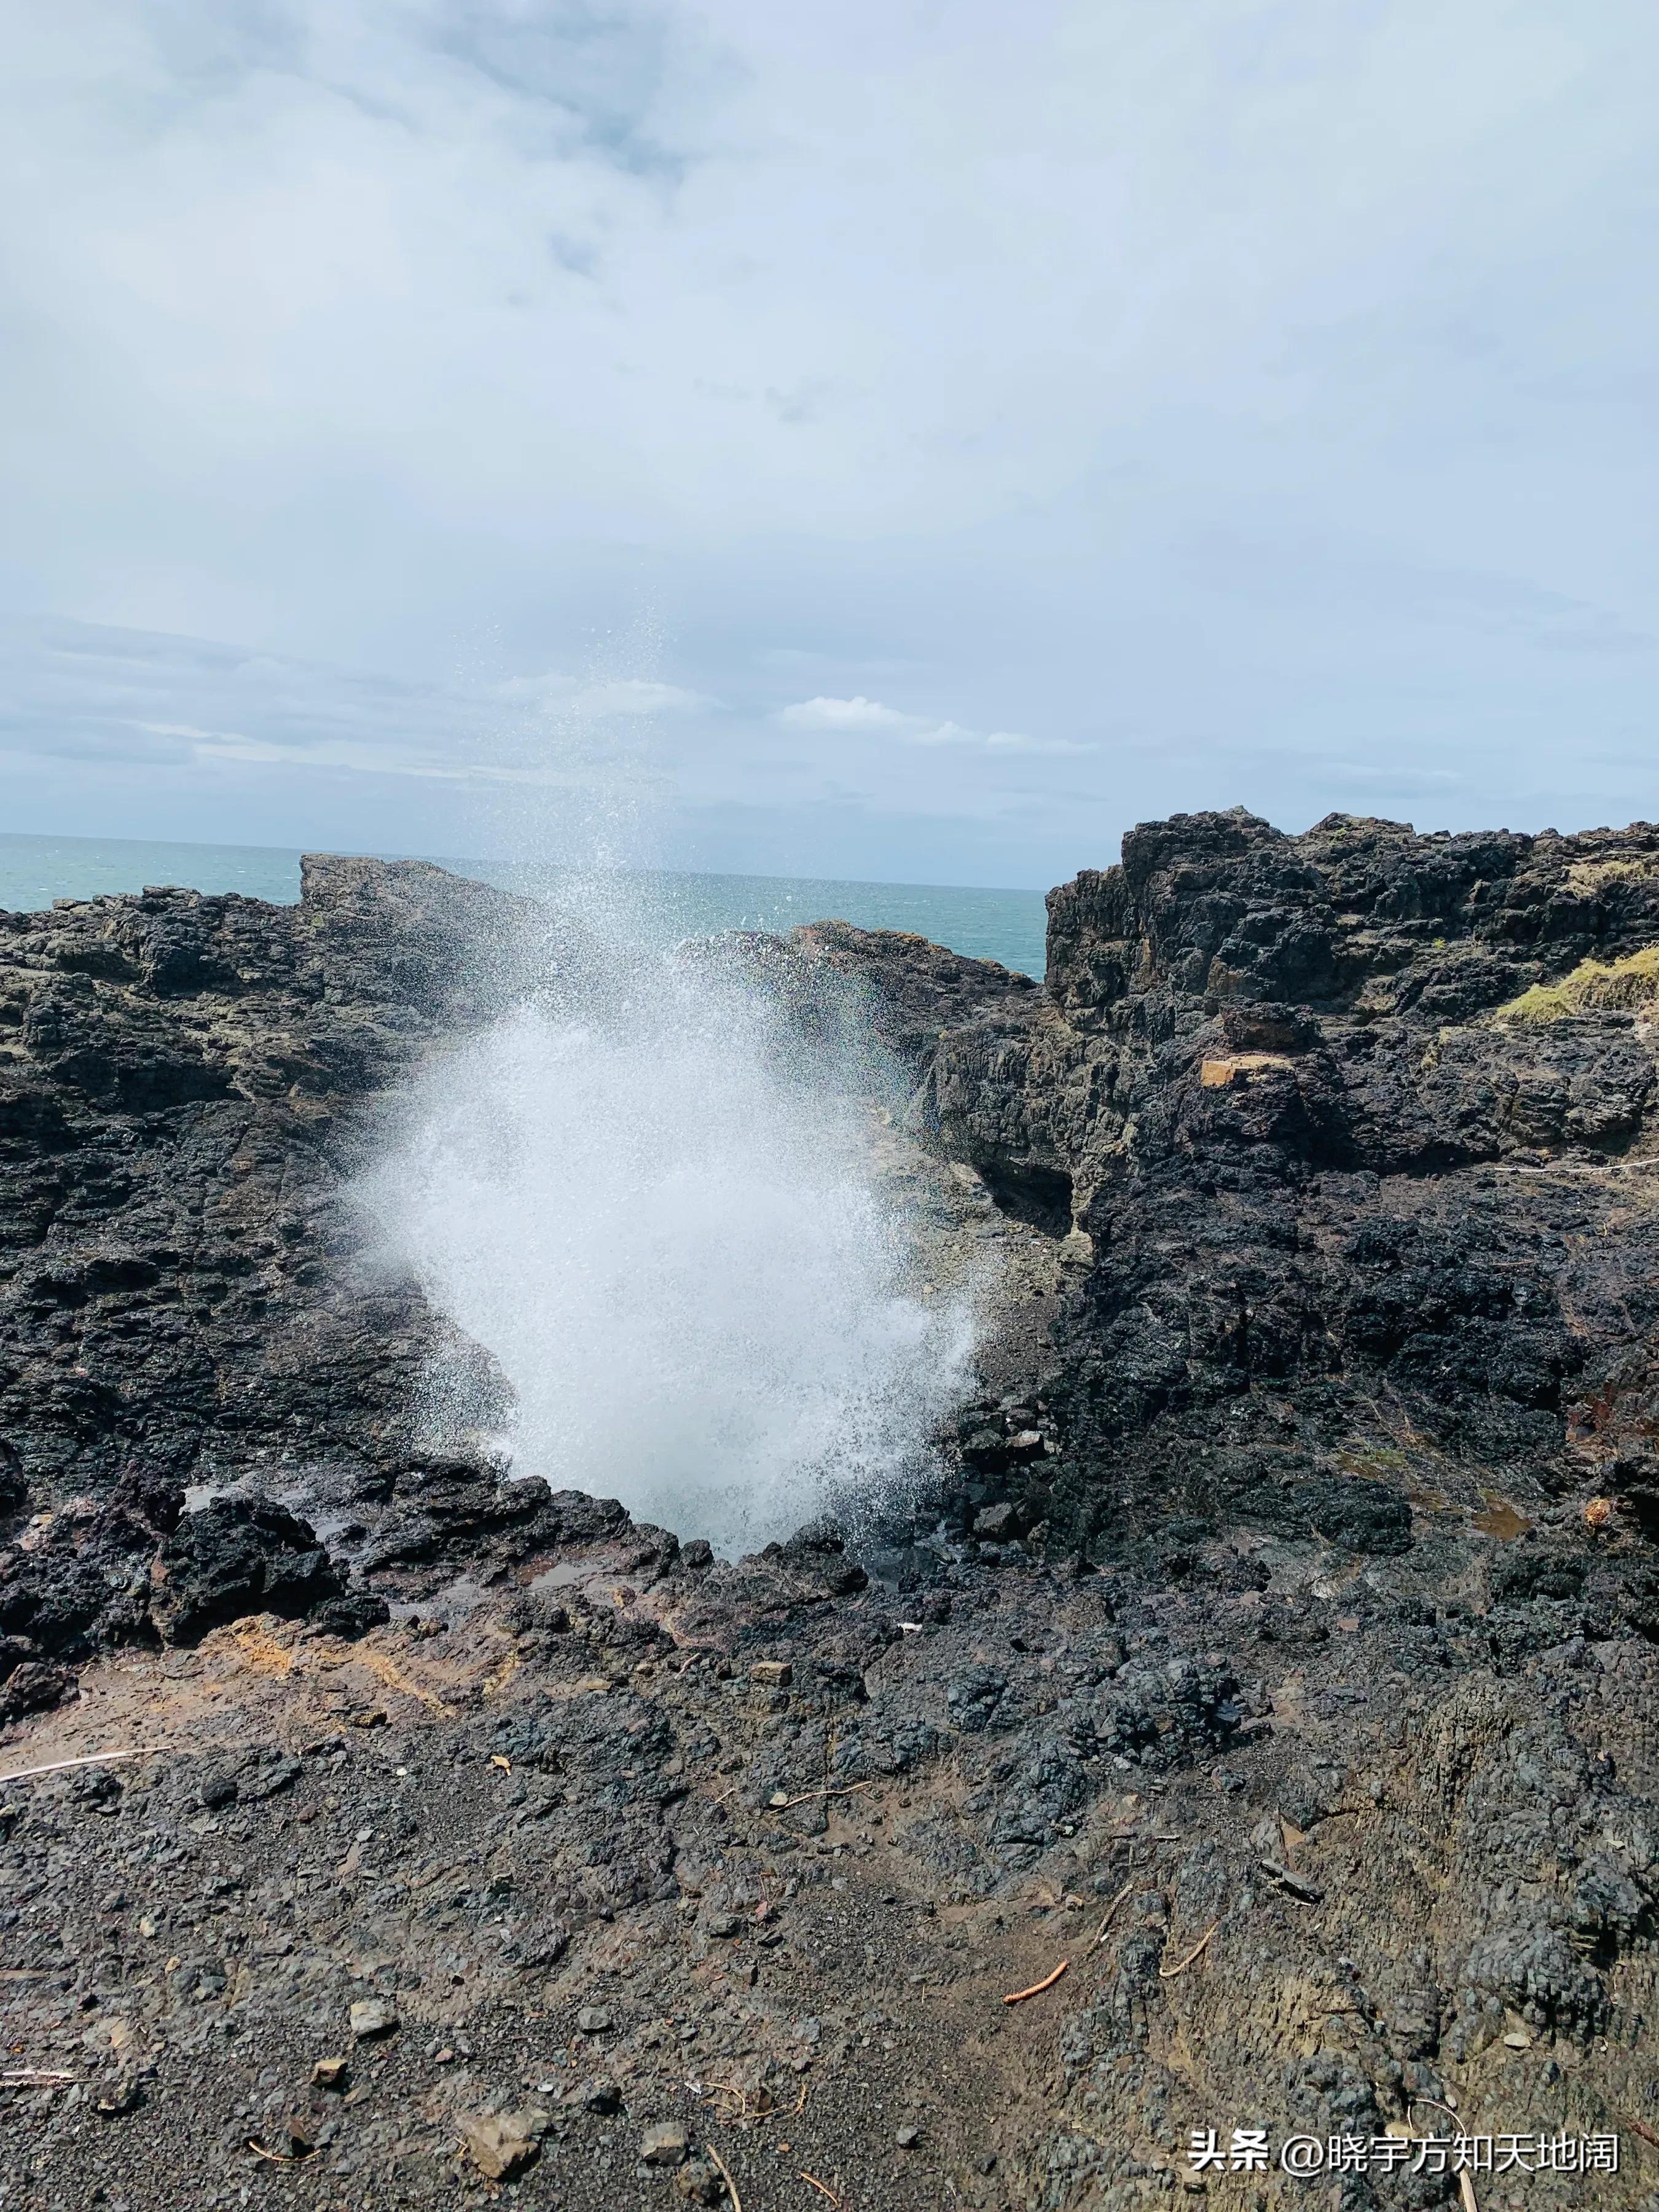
[702,2075,771,2120]
[0,1748,168,1785]
[246,2139,305,2165]
[1002,1960,1069,2005]
[705,2139,743,2212]
[799,2173,845,2210]
[1157,1921,1218,1979]
[1,2070,79,2086]
[1091,1878,1137,1947]
[767,1783,873,1812]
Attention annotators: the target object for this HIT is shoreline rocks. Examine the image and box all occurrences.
[4,810,1659,2206]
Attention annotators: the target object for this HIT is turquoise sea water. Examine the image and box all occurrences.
[0,831,1050,978]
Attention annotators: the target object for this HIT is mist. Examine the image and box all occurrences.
[356,909,979,1556]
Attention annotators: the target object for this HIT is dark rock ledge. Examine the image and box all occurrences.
[4,813,1659,2210]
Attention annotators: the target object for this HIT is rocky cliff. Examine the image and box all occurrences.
[4,815,1659,2212]
[807,807,1659,1571]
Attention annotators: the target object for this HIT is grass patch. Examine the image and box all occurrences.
[1493,943,1659,1024]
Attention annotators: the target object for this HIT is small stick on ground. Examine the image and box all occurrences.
[704,2139,742,2212]
[1003,1959,1069,2005]
[1092,1878,1137,1947]
[1457,2172,1478,2212]
[800,2173,845,2210]
[1158,1922,1218,1980]
[1,2071,79,2086]
[0,1748,168,1786]
[768,1783,873,1812]
[246,2139,304,2165]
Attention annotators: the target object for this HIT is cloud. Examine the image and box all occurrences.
[0,614,692,801]
[777,697,1091,758]
[2,2,1658,885]
[777,696,917,732]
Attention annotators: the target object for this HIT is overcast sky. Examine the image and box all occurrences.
[3,1,1656,887]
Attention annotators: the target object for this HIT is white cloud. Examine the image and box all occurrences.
[777,697,1091,758]
[2,2,1657,882]
[777,696,917,732]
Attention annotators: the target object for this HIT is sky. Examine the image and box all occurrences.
[2,0,1656,889]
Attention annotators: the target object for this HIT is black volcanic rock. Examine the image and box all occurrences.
[0,857,530,1505]
[5,818,1659,2210]
[803,807,1659,1600]
[151,1494,345,1645]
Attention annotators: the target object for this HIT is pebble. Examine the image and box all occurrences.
[576,2005,614,2034]
[457,2109,548,2181]
[896,2124,922,2149]
[641,2119,690,2166]
[347,1997,399,2039]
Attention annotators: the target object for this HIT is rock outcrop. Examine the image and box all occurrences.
[0,855,533,1497]
[802,808,1659,1574]
[5,813,1659,2211]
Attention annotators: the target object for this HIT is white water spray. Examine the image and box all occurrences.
[360,916,978,1555]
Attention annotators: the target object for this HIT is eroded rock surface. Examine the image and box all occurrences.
[5,813,1659,2210]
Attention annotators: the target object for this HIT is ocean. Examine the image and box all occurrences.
[0,831,1050,978]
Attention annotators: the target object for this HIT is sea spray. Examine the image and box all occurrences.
[357,914,980,1555]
